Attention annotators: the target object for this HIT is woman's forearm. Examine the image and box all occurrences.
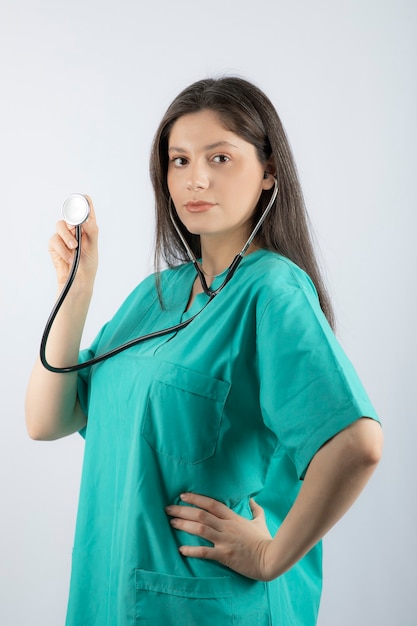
[165,418,383,582]
[25,288,93,440]
[265,417,383,579]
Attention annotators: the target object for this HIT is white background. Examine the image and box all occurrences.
[0,0,415,624]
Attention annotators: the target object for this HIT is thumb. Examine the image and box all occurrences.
[249,498,265,520]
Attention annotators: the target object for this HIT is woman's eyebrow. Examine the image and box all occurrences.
[168,140,239,153]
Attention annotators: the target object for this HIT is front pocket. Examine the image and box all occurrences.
[141,361,230,464]
[135,569,233,625]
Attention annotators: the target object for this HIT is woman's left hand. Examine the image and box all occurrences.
[165,493,274,581]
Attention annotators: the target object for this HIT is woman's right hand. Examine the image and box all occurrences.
[48,195,99,290]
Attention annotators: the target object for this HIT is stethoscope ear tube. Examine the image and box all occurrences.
[169,177,278,297]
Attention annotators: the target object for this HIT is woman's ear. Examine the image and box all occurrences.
[262,156,277,190]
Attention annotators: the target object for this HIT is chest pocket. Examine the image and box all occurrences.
[141,361,230,464]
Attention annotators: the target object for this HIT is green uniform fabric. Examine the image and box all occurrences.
[67,249,379,625]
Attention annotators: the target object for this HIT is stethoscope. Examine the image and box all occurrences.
[40,179,278,373]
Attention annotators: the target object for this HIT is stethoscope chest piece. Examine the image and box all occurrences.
[62,194,90,226]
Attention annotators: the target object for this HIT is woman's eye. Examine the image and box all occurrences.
[213,154,230,163]
[171,157,188,167]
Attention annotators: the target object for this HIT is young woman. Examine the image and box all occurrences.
[26,77,383,626]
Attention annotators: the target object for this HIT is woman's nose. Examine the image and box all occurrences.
[186,164,209,191]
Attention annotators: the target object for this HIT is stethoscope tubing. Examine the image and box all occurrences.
[40,178,278,373]
[39,229,242,373]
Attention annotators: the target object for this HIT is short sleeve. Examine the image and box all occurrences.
[257,282,379,479]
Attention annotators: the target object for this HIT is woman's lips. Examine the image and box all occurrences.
[184,201,215,213]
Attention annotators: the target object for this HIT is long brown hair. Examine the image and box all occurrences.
[149,77,334,328]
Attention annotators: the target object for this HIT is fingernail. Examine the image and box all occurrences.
[68,240,77,249]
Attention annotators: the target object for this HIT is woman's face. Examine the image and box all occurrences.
[167,109,274,247]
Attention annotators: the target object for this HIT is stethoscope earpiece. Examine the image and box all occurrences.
[62,194,90,226]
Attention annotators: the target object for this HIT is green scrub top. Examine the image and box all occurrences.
[67,249,379,626]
